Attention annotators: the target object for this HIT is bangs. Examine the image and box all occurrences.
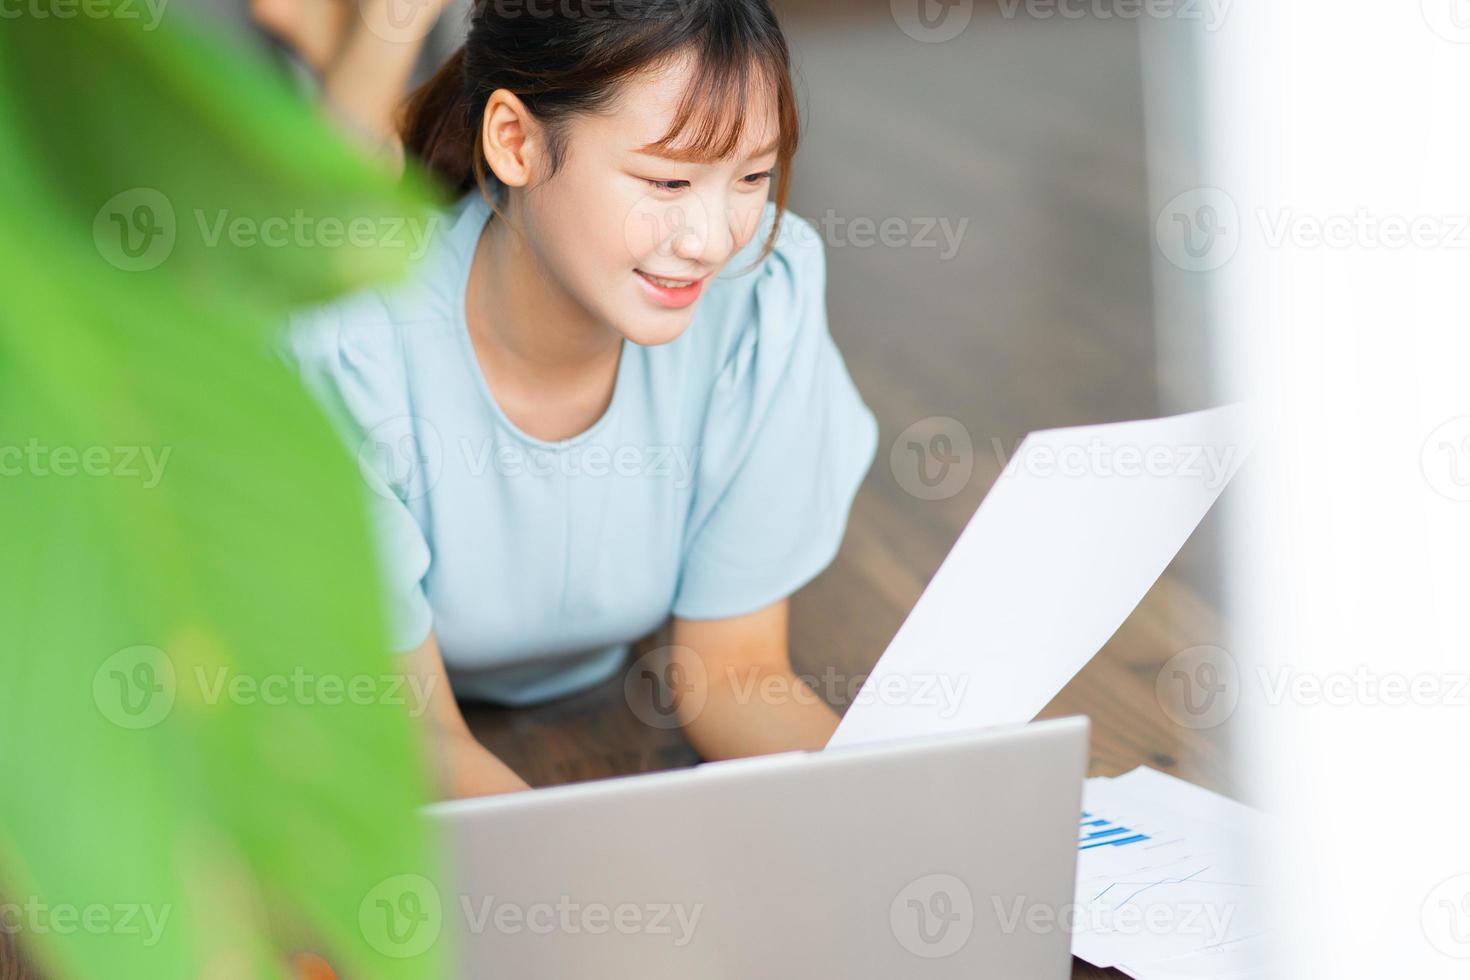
[642,47,794,164]
[638,36,800,265]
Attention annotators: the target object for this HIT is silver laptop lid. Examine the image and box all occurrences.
[420,716,1087,979]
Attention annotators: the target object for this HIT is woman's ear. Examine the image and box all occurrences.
[481,89,541,190]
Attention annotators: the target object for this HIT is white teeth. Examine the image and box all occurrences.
[639,271,696,289]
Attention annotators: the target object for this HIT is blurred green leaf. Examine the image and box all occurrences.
[0,7,449,979]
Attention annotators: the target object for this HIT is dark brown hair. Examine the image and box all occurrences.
[400,0,801,262]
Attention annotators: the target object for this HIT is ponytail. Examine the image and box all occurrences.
[399,47,478,195]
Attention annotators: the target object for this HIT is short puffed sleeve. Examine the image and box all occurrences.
[672,215,878,619]
[278,302,435,652]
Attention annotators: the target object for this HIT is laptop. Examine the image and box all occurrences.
[424,715,1088,978]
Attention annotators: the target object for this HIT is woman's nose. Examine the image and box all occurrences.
[668,194,735,267]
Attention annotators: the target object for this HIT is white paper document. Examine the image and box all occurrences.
[1074,768,1273,979]
[828,405,1252,749]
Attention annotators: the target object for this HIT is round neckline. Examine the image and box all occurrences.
[452,194,629,451]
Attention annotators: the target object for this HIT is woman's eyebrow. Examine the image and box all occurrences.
[630,137,780,164]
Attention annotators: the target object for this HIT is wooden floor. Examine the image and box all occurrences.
[0,7,1237,980]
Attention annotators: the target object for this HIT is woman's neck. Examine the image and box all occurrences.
[471,209,621,372]
[464,208,624,441]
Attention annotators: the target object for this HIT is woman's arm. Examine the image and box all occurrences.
[669,599,840,761]
[250,0,450,160]
[317,0,449,158]
[403,632,531,799]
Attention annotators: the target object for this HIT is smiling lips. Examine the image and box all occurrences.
[634,268,708,309]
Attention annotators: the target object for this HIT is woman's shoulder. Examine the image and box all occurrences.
[280,289,399,380]
[653,202,873,463]
[278,194,485,397]
[277,291,412,438]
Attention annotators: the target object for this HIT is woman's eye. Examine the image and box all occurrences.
[742,170,775,186]
[644,178,690,192]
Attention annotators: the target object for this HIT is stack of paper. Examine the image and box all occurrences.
[1073,768,1273,979]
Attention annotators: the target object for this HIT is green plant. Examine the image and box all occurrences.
[0,7,448,978]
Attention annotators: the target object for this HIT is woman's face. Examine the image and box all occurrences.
[514,54,782,347]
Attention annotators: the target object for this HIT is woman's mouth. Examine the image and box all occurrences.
[635,268,707,309]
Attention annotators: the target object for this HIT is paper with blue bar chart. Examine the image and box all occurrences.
[1073,767,1273,978]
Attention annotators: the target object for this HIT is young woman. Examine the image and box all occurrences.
[284,0,878,798]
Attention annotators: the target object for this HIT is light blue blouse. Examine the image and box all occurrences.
[281,192,877,706]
